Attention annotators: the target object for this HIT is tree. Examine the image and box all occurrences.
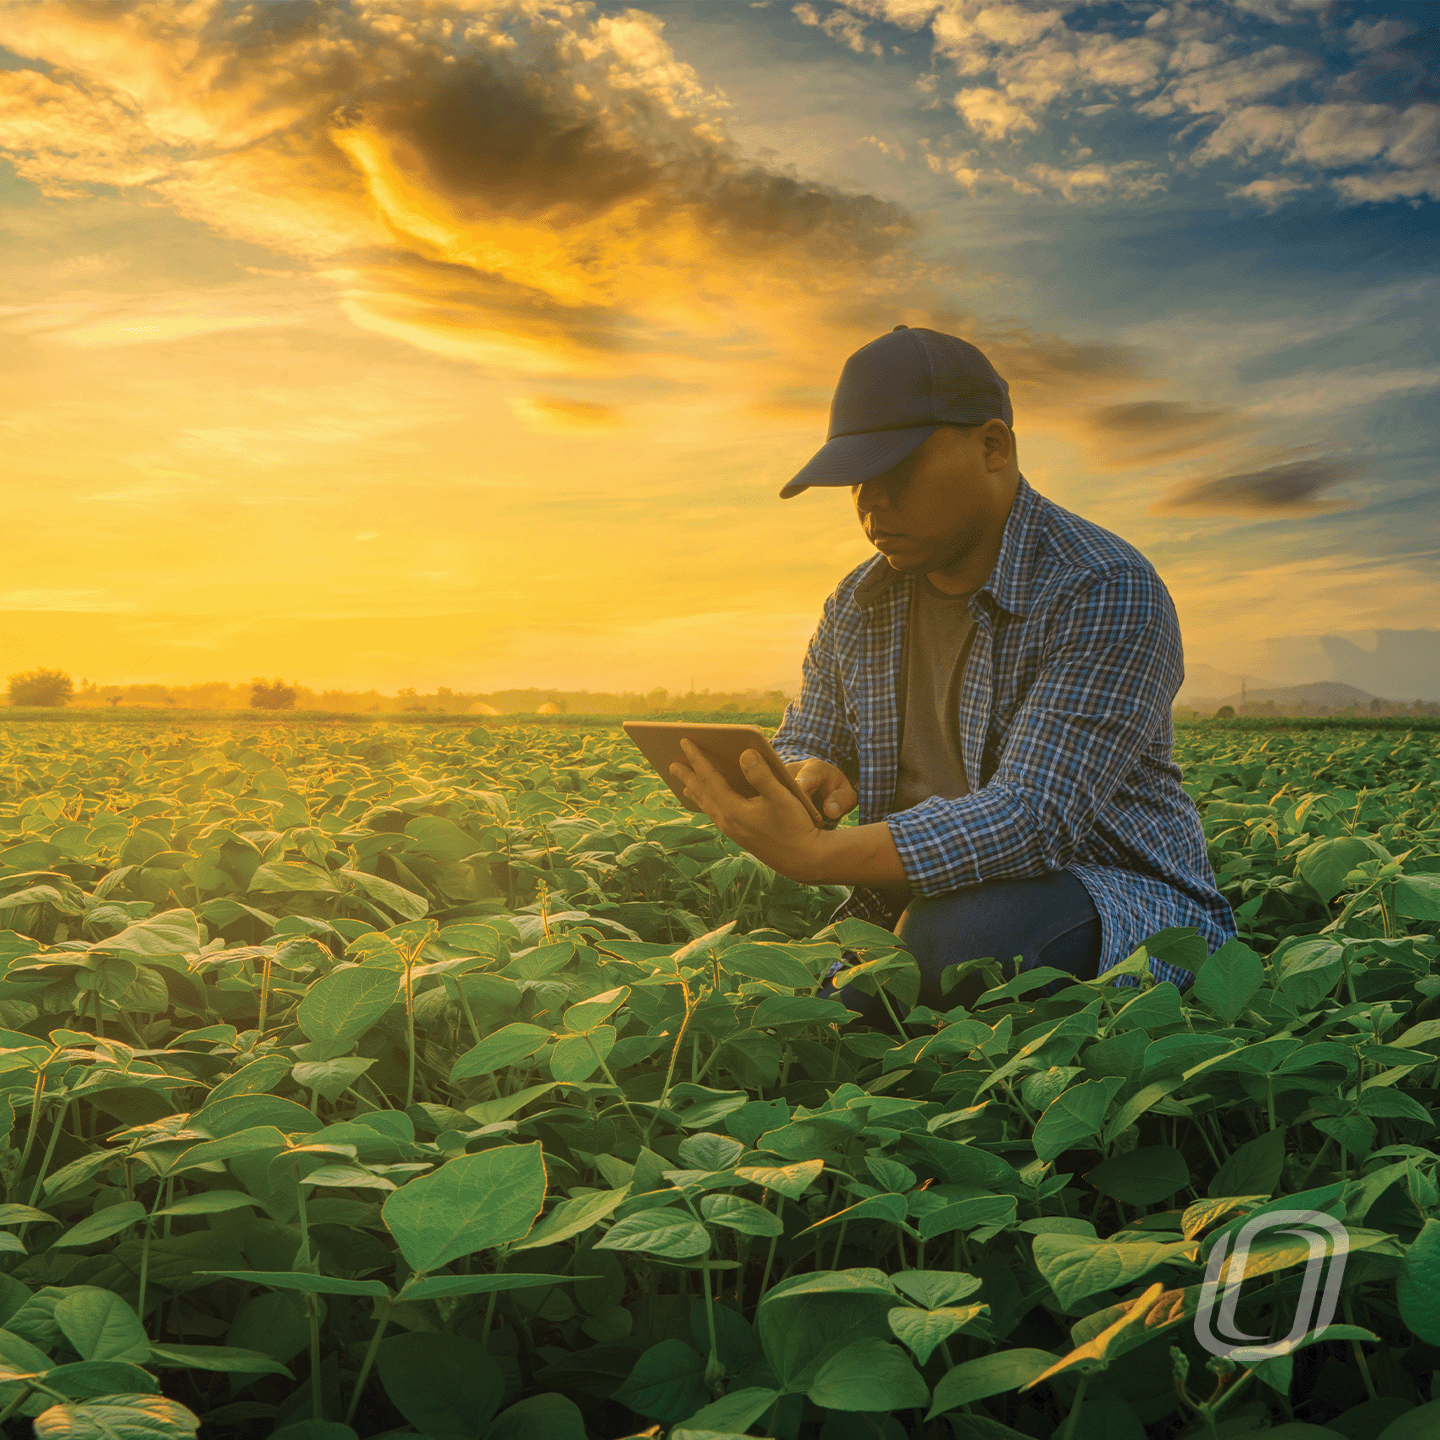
[107,695,123,708]
[1215,705,1235,718]
[250,679,297,710]
[7,668,73,707]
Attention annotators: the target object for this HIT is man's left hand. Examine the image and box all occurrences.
[670,740,825,883]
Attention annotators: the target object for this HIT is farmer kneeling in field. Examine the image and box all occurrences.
[669,325,1235,1018]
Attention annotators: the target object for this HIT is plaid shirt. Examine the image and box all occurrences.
[772,474,1235,988]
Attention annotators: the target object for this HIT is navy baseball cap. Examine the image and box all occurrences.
[779,325,1013,498]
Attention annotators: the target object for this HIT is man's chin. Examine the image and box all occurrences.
[881,551,931,574]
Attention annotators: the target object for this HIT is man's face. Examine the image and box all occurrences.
[849,421,1015,576]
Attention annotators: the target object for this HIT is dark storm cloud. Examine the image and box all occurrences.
[1151,457,1360,515]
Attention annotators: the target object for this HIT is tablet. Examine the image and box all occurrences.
[621,721,826,828]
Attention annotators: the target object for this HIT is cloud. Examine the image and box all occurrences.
[1150,457,1360,515]
[1190,100,1440,202]
[0,0,923,399]
[1136,45,1321,119]
[1075,400,1249,468]
[859,133,906,160]
[509,395,624,432]
[1025,159,1168,203]
[1226,173,1311,209]
[793,2,885,58]
[804,0,1440,208]
[1345,16,1419,56]
[953,85,1038,140]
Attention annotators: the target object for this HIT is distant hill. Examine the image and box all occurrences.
[1215,681,1377,709]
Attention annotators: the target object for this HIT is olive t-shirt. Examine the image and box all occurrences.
[878,575,978,903]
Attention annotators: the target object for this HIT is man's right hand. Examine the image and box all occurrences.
[785,758,859,822]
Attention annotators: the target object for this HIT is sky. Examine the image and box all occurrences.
[1,0,1437,699]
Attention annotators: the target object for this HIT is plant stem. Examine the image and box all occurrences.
[10,1067,47,1203]
[1060,1373,1090,1440]
[306,1292,324,1420]
[25,1098,71,1209]
[344,1297,392,1426]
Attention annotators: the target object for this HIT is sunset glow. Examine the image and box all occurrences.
[3,0,1436,701]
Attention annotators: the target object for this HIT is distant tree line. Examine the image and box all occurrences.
[5,670,793,715]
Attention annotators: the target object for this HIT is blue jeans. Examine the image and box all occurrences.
[825,870,1102,1024]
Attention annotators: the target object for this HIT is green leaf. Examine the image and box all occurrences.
[90,909,201,958]
[798,1193,907,1236]
[1399,1218,1440,1345]
[31,1395,200,1440]
[51,1202,146,1249]
[891,1270,982,1309]
[450,1023,551,1082]
[1086,1146,1191,1206]
[719,943,818,990]
[399,1272,582,1302]
[807,1336,929,1410]
[926,1349,1062,1416]
[148,1344,293,1377]
[888,1305,987,1365]
[33,1360,159,1399]
[268,1425,357,1440]
[594,1207,711,1259]
[404,816,481,862]
[1182,1196,1267,1240]
[200,1271,390,1297]
[0,1204,57,1227]
[611,1338,707,1423]
[297,967,399,1048]
[248,861,341,895]
[510,1188,630,1252]
[1208,1128,1287,1199]
[1297,837,1373,902]
[563,985,630,1033]
[1031,1234,1195,1310]
[1316,1114,1375,1158]
[171,1127,289,1171]
[376,1331,503,1440]
[916,1195,1016,1242]
[1377,1400,1440,1440]
[1192,938,1264,1023]
[381,1142,547,1274]
[700,1193,783,1238]
[195,1093,322,1139]
[152,1192,259,1219]
[680,1388,781,1436]
[1033,1079,1124,1163]
[486,1394,590,1440]
[1394,876,1440,921]
[733,1159,823,1200]
[550,1028,613,1083]
[340,868,429,919]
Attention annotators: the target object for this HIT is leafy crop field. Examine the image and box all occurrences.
[0,718,1437,1440]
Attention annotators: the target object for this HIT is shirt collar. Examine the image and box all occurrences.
[853,472,1040,618]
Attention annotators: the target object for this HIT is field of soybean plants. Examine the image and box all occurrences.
[0,717,1437,1440]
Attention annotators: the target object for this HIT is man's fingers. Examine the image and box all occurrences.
[739,749,788,798]
[818,774,859,819]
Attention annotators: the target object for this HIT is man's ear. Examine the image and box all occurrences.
[982,420,1012,470]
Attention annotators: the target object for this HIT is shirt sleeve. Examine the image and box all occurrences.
[885,565,1183,892]
[770,589,860,782]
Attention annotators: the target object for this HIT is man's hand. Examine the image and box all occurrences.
[670,739,908,888]
[784,757,858,822]
[670,739,824,883]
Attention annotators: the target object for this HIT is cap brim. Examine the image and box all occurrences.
[779,425,939,498]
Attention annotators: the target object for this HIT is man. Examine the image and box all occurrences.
[670,325,1234,1014]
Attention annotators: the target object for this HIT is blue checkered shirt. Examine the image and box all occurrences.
[771,474,1235,987]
